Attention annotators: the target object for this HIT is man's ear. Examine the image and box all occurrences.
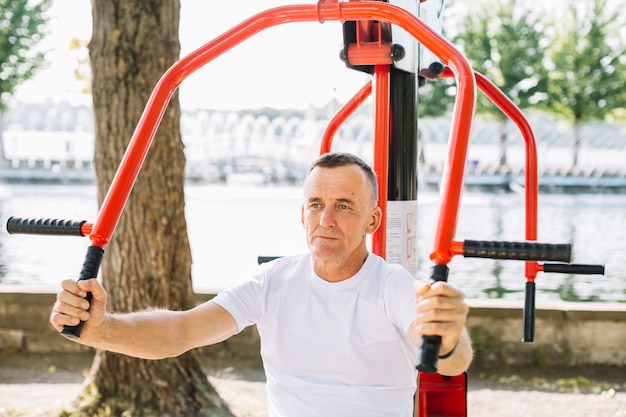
[366,207,382,234]
[301,205,305,227]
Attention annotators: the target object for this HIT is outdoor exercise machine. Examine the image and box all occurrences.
[7,1,605,416]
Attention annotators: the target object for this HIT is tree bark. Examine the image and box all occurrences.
[78,1,232,415]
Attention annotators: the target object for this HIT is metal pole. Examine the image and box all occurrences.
[386,67,419,277]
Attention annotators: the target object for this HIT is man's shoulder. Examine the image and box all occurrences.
[262,253,310,278]
[367,253,413,275]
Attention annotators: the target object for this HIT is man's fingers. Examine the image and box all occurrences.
[50,307,85,329]
[54,297,90,319]
[50,299,89,331]
[414,280,459,303]
[76,278,106,301]
[415,281,467,311]
[52,278,104,332]
[61,278,106,305]
[413,280,468,348]
[415,293,467,317]
[60,279,87,298]
[413,281,431,301]
[57,288,90,310]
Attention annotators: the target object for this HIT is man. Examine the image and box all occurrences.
[51,152,472,417]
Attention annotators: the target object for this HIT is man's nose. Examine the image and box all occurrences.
[319,207,336,228]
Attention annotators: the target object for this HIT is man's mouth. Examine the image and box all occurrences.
[313,234,338,240]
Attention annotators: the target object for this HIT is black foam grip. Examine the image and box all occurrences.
[463,240,572,263]
[6,217,86,236]
[543,263,605,275]
[416,264,449,374]
[522,281,536,342]
[61,245,105,339]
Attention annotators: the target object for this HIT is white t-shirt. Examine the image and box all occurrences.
[212,253,419,417]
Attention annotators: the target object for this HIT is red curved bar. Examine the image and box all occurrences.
[440,68,540,279]
[320,80,372,155]
[89,2,477,269]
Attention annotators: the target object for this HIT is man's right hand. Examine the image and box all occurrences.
[50,278,107,339]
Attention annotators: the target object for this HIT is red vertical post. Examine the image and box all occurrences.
[372,64,390,258]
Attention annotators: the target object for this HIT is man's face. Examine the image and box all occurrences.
[301,165,381,267]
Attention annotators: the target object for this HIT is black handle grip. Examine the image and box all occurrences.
[60,245,105,339]
[416,264,449,374]
[522,281,536,342]
[463,240,572,263]
[543,263,605,275]
[7,217,87,236]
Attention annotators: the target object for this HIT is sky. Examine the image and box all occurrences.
[14,0,371,110]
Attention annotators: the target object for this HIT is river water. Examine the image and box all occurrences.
[0,181,623,303]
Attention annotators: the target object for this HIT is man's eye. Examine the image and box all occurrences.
[338,204,350,210]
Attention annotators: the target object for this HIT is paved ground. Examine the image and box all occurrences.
[1,353,625,417]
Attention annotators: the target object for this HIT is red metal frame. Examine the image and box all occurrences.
[346,19,393,66]
[417,373,467,417]
[439,68,540,282]
[7,2,603,416]
[321,67,542,282]
[78,3,499,417]
[85,1,476,261]
[372,65,390,257]
[320,80,372,154]
[321,64,542,417]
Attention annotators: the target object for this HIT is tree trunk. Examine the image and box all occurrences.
[76,1,232,415]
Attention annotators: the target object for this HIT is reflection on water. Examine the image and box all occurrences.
[0,182,623,303]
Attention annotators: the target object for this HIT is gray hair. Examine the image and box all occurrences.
[307,152,379,204]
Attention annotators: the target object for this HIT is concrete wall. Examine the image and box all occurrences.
[1,289,625,366]
[465,299,626,366]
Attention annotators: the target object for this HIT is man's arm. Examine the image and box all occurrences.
[50,278,239,360]
[408,281,473,376]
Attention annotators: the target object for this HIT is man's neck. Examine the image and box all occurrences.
[312,251,369,283]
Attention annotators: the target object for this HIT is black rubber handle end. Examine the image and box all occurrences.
[543,263,605,275]
[61,322,85,340]
[522,281,536,342]
[60,246,104,339]
[416,265,449,373]
[417,335,442,374]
